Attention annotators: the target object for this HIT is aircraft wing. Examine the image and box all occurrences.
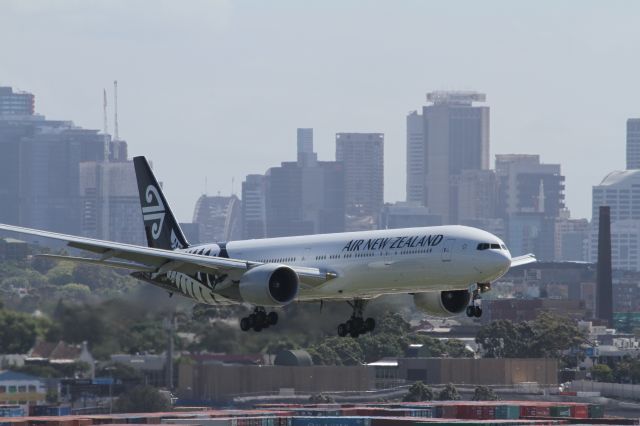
[0,223,332,285]
[510,253,537,268]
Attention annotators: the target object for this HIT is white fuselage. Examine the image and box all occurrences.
[171,225,512,303]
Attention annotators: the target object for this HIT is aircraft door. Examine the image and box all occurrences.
[441,238,455,262]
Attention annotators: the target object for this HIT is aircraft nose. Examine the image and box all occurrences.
[493,250,511,274]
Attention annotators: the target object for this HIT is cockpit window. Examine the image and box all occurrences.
[477,243,504,250]
[501,244,507,250]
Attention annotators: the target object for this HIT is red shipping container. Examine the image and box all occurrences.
[570,404,588,418]
[520,405,551,417]
[440,405,457,419]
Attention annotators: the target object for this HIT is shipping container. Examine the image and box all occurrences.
[587,403,604,418]
[519,405,550,418]
[569,404,588,418]
[495,405,519,420]
[548,405,571,418]
[291,416,370,426]
[162,418,236,426]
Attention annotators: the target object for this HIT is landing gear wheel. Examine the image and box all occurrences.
[473,306,482,318]
[239,307,281,332]
[466,306,474,317]
[365,317,376,332]
[240,317,252,331]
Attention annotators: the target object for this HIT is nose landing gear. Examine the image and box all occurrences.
[337,299,375,338]
[466,283,490,318]
[240,307,279,332]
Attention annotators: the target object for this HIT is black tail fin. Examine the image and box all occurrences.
[133,156,190,250]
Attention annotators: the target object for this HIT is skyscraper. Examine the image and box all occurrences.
[0,87,34,116]
[80,160,146,246]
[627,119,640,170]
[495,154,565,260]
[241,174,267,239]
[406,111,425,205]
[495,154,565,218]
[335,132,384,231]
[406,91,489,224]
[297,128,316,165]
[590,170,640,271]
[250,129,345,238]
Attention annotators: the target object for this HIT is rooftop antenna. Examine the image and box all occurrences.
[103,89,108,135]
[113,80,119,141]
[231,177,235,196]
[205,176,208,196]
[102,89,109,161]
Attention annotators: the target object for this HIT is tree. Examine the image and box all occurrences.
[308,344,342,365]
[309,393,335,403]
[529,312,586,358]
[437,383,460,401]
[472,385,499,401]
[475,313,585,359]
[113,385,170,413]
[311,337,364,365]
[0,309,38,353]
[357,333,405,363]
[374,311,411,336]
[403,381,433,402]
[591,364,614,382]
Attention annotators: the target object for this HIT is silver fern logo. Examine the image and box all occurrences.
[170,229,183,249]
[142,185,165,240]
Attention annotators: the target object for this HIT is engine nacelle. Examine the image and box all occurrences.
[413,290,471,318]
[239,264,299,307]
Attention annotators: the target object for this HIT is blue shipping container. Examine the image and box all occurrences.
[291,417,371,426]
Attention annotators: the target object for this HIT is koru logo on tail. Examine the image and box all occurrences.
[142,185,165,240]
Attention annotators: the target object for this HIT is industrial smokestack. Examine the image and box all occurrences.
[596,205,613,327]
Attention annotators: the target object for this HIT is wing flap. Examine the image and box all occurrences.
[36,254,156,272]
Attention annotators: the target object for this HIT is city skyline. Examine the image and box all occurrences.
[2,1,640,222]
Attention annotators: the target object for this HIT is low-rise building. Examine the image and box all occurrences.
[0,238,28,261]
[0,371,50,406]
[397,358,558,385]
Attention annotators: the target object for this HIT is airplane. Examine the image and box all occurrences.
[0,156,536,337]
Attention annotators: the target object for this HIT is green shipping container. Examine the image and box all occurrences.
[549,405,571,417]
[495,405,520,419]
[588,404,605,418]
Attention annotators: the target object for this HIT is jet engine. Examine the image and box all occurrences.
[413,290,471,317]
[239,264,299,307]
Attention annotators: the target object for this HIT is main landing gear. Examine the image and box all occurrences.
[337,299,375,338]
[466,283,490,318]
[240,307,278,332]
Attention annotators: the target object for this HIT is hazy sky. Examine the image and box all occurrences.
[1,1,639,222]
